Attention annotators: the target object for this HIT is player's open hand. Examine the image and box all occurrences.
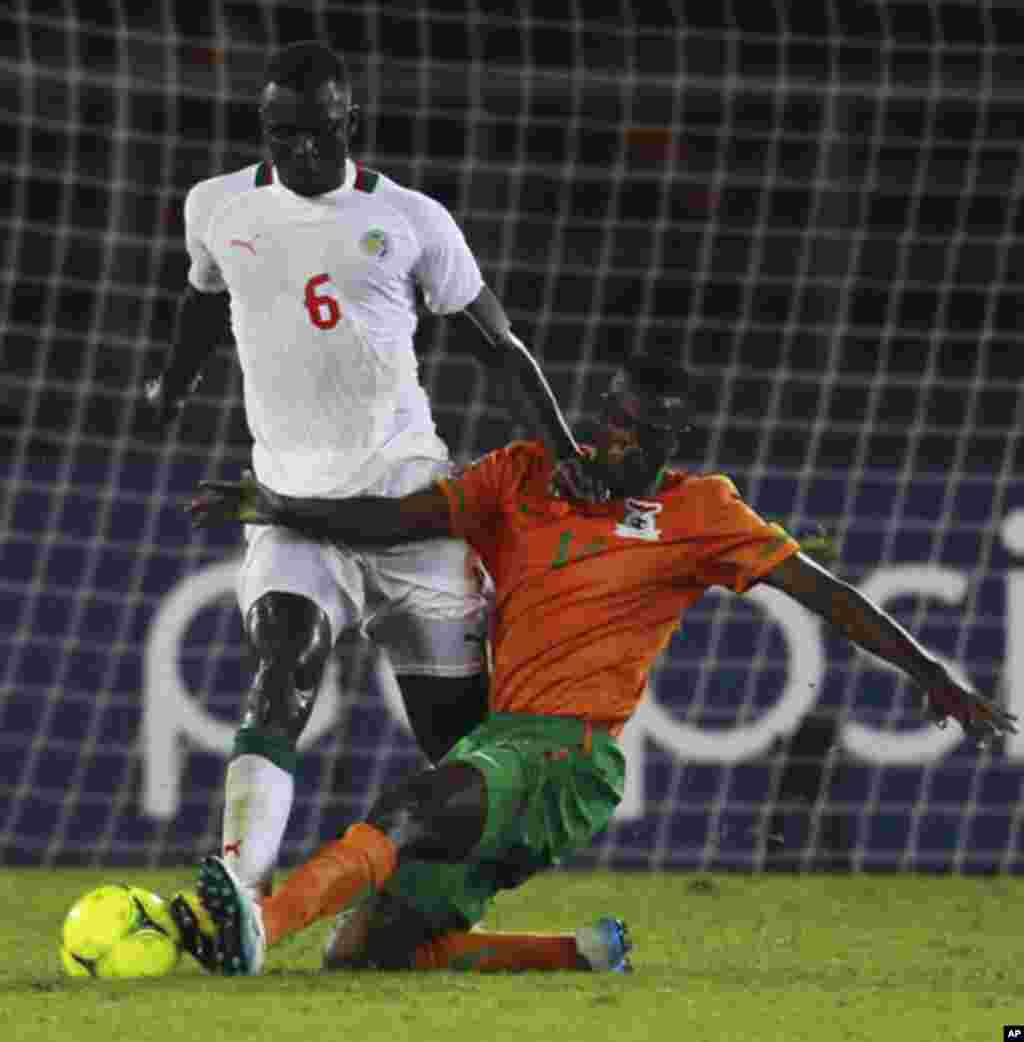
[923,672,1017,745]
[141,376,183,430]
[550,452,611,503]
[142,372,201,431]
[188,471,283,528]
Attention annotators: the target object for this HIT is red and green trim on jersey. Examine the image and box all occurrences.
[355,165,380,193]
[254,161,273,187]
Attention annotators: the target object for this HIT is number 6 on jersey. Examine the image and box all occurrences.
[304,273,342,330]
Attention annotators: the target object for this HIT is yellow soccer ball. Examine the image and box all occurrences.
[60,884,180,978]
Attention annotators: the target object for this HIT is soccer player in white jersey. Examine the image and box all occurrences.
[144,41,604,936]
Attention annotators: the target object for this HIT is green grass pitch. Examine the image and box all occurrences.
[3,867,1022,1042]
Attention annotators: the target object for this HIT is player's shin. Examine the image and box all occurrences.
[413,931,583,972]
[259,823,398,947]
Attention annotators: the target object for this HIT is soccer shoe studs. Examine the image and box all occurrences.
[197,856,266,976]
[168,891,219,972]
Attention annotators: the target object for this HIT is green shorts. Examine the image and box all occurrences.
[381,713,625,931]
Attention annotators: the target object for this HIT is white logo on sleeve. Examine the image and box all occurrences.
[615,499,663,542]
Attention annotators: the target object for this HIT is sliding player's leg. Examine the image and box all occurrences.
[412,919,632,973]
[324,872,632,973]
[321,864,479,970]
[197,759,487,974]
[195,713,625,974]
[386,716,629,972]
[238,761,486,953]
[185,855,632,975]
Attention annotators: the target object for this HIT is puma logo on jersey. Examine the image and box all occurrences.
[615,499,663,542]
[229,238,258,254]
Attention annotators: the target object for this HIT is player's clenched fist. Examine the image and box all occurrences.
[189,471,282,528]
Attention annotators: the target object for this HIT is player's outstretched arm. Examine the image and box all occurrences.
[188,472,454,546]
[761,552,1017,741]
[143,287,230,429]
[460,287,608,501]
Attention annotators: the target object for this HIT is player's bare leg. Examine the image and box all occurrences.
[259,761,485,938]
[394,672,489,765]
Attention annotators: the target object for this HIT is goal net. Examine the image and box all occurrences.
[2,1,1022,874]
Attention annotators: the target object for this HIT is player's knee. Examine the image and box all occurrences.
[247,596,329,658]
[365,782,423,852]
[242,592,332,743]
[292,608,332,691]
[367,762,487,861]
[246,592,331,673]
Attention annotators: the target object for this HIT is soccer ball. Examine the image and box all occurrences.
[60,884,181,978]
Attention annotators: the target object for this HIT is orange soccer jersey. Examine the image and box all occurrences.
[437,442,800,733]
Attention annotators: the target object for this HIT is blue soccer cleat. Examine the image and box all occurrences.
[575,916,633,973]
[197,856,266,976]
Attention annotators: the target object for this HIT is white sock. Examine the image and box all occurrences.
[221,753,295,900]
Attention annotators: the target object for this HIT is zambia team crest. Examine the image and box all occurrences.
[360,228,390,259]
[615,498,663,542]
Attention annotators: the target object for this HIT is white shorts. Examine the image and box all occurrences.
[237,458,488,677]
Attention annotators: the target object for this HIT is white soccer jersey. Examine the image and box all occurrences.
[184,158,484,497]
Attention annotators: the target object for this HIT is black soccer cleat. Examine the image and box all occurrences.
[168,891,219,973]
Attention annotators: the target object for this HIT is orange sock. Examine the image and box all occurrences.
[260,823,397,947]
[413,930,583,972]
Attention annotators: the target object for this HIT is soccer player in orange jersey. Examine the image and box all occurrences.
[185,352,1015,976]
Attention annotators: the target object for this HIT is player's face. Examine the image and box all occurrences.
[260,80,357,197]
[592,384,686,497]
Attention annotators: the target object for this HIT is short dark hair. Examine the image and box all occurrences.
[622,350,692,400]
[264,40,350,94]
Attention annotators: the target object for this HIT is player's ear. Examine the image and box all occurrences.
[347,104,361,142]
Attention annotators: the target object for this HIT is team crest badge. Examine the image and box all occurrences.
[360,228,390,259]
[615,498,663,542]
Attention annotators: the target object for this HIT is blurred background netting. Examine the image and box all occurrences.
[1,1,1023,871]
